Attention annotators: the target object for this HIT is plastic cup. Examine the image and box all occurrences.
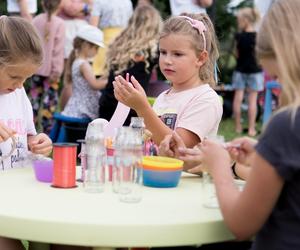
[33,158,53,183]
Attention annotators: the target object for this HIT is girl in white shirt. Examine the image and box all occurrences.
[0,15,89,250]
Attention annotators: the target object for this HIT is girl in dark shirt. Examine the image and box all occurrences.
[232,7,263,137]
[98,5,162,125]
[178,0,300,249]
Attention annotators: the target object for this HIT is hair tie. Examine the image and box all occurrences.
[179,16,207,50]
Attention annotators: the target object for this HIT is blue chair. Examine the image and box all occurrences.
[50,113,91,143]
[262,81,281,124]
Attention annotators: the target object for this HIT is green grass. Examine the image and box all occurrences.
[218,117,262,141]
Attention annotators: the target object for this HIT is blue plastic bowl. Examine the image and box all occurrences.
[143,169,182,188]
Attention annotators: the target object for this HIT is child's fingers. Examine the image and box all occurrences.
[113,81,130,98]
[31,145,53,156]
[187,165,203,174]
[0,126,16,142]
[158,135,172,156]
[130,75,143,90]
[178,147,201,156]
[172,131,185,148]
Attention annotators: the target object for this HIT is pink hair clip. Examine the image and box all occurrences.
[179,16,207,50]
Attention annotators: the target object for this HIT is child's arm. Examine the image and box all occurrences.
[80,62,108,90]
[200,139,284,240]
[28,133,52,156]
[113,75,200,147]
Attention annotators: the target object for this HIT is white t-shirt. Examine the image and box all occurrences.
[153,84,222,140]
[91,0,133,29]
[0,88,36,170]
[7,0,37,14]
[169,0,207,16]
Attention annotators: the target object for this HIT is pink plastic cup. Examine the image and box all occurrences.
[107,147,114,181]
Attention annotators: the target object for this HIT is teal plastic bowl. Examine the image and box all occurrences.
[143,169,182,188]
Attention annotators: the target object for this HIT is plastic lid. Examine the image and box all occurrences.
[142,156,183,171]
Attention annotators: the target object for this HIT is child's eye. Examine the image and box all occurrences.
[9,75,21,80]
[174,53,183,57]
[159,50,167,55]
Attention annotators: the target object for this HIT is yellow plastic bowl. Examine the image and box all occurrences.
[142,156,183,171]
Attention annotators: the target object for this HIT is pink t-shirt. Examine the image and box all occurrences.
[152,84,223,140]
[0,88,36,170]
[32,13,65,78]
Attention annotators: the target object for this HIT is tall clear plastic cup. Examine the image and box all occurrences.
[84,120,106,193]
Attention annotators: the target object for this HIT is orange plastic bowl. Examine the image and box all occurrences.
[142,156,183,188]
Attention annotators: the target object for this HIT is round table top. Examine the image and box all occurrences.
[0,167,234,248]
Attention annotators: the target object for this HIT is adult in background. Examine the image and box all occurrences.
[6,0,37,21]
[90,0,133,77]
[169,0,213,16]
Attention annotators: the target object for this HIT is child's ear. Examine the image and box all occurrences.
[196,50,208,67]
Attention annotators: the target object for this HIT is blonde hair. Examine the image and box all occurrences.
[160,13,219,86]
[42,0,61,42]
[0,16,43,66]
[237,7,261,26]
[104,5,163,76]
[256,0,300,109]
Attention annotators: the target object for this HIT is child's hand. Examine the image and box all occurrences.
[178,145,205,173]
[158,132,185,158]
[198,139,232,174]
[0,122,16,143]
[113,75,149,111]
[28,133,53,156]
[227,137,257,166]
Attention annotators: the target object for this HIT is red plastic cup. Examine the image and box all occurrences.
[52,143,78,188]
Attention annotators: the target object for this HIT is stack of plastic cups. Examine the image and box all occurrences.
[106,137,114,182]
[52,143,78,188]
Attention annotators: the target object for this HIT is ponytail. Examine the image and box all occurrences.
[64,37,85,84]
[41,0,61,42]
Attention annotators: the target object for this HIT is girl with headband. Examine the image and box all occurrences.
[113,13,222,167]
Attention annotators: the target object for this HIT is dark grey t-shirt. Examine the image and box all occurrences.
[254,109,300,250]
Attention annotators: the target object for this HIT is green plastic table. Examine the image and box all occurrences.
[0,167,234,249]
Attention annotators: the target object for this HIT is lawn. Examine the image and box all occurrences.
[218,117,263,142]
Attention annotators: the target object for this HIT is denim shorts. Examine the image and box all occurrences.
[232,71,264,91]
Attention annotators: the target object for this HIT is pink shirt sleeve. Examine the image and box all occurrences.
[176,94,222,140]
[153,85,223,141]
[51,20,65,77]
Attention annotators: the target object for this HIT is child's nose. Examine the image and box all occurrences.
[163,55,172,65]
